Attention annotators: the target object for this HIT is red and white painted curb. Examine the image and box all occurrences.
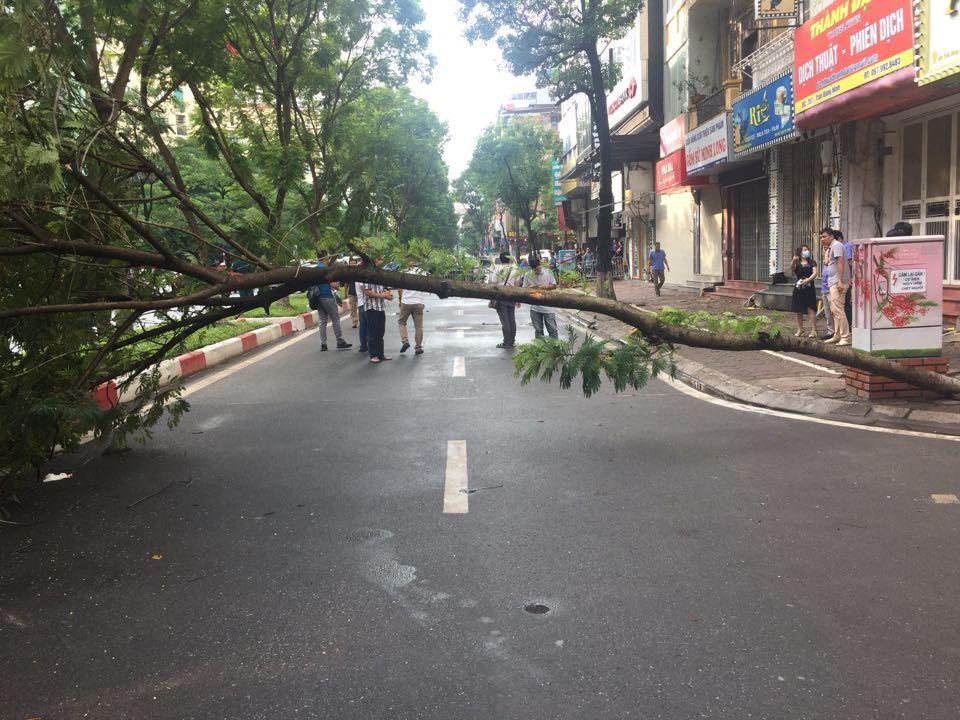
[93,311,319,410]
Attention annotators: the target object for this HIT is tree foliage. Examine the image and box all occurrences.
[459,0,644,296]
[466,120,556,251]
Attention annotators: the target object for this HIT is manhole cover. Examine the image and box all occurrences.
[524,603,550,615]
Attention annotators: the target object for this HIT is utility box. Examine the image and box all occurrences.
[852,235,944,358]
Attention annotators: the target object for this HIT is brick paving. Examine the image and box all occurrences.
[575,278,960,414]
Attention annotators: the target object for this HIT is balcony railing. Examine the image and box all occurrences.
[695,89,726,123]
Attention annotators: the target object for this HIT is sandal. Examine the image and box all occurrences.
[794,329,803,337]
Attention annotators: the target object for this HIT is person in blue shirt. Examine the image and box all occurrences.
[839,230,853,326]
[820,240,834,339]
[647,242,669,296]
[307,259,351,351]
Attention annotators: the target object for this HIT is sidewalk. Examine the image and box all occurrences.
[561,278,960,434]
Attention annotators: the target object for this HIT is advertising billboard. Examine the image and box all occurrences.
[794,0,913,115]
[731,74,796,158]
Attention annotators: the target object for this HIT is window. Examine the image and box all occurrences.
[664,46,688,122]
[927,114,952,198]
[902,123,923,202]
[899,111,960,282]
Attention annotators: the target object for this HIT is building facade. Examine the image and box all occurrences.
[558,0,664,279]
[644,0,960,315]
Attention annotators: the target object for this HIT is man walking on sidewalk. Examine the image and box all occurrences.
[522,254,559,339]
[648,242,669,296]
[308,259,351,351]
[820,228,850,346]
[398,258,427,355]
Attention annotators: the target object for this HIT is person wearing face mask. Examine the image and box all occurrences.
[791,244,819,338]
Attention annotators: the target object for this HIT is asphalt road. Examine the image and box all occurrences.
[2,298,960,720]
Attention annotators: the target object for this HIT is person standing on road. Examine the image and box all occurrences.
[398,258,427,355]
[346,259,360,328]
[648,241,669,296]
[308,259,351,352]
[522,253,559,339]
[820,228,850,346]
[355,278,368,354]
[790,245,819,337]
[362,280,393,363]
[491,252,519,348]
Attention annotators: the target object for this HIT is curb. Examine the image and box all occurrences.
[92,311,319,410]
[558,308,960,436]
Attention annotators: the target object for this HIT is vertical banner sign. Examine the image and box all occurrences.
[731,74,796,157]
[916,0,960,86]
[794,0,914,115]
[768,147,780,276]
[756,0,798,21]
[552,160,566,206]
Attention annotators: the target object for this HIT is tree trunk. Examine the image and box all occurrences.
[525,215,538,252]
[586,44,617,300]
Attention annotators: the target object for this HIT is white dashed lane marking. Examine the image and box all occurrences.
[453,356,465,377]
[443,441,469,514]
[931,494,960,504]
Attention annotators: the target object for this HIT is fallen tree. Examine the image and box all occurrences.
[3,0,957,507]
[4,256,958,396]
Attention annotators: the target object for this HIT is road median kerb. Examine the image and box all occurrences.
[557,306,960,436]
[92,311,320,409]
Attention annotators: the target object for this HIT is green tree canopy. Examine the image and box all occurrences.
[467,120,556,251]
[459,0,643,295]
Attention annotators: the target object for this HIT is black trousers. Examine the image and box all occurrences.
[844,286,852,326]
[365,309,385,359]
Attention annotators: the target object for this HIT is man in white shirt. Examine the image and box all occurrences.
[820,227,850,346]
[522,253,559,339]
[398,259,428,355]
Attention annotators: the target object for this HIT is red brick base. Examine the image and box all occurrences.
[845,356,950,400]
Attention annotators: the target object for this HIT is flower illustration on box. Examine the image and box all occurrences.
[869,246,938,327]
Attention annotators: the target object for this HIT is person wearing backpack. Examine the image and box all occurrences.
[307,259,351,351]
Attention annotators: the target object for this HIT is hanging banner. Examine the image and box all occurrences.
[756,0,798,21]
[551,160,567,205]
[684,113,730,175]
[659,115,686,157]
[731,74,796,158]
[916,0,960,86]
[794,0,913,116]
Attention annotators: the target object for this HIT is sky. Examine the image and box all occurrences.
[410,0,536,181]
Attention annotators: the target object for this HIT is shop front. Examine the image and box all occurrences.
[683,112,730,286]
[655,119,713,286]
[729,73,799,284]
[880,97,960,316]
[793,0,960,316]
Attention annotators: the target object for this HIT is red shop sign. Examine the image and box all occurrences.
[794,0,913,117]
[656,150,709,193]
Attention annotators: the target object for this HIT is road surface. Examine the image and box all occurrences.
[2,298,959,719]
